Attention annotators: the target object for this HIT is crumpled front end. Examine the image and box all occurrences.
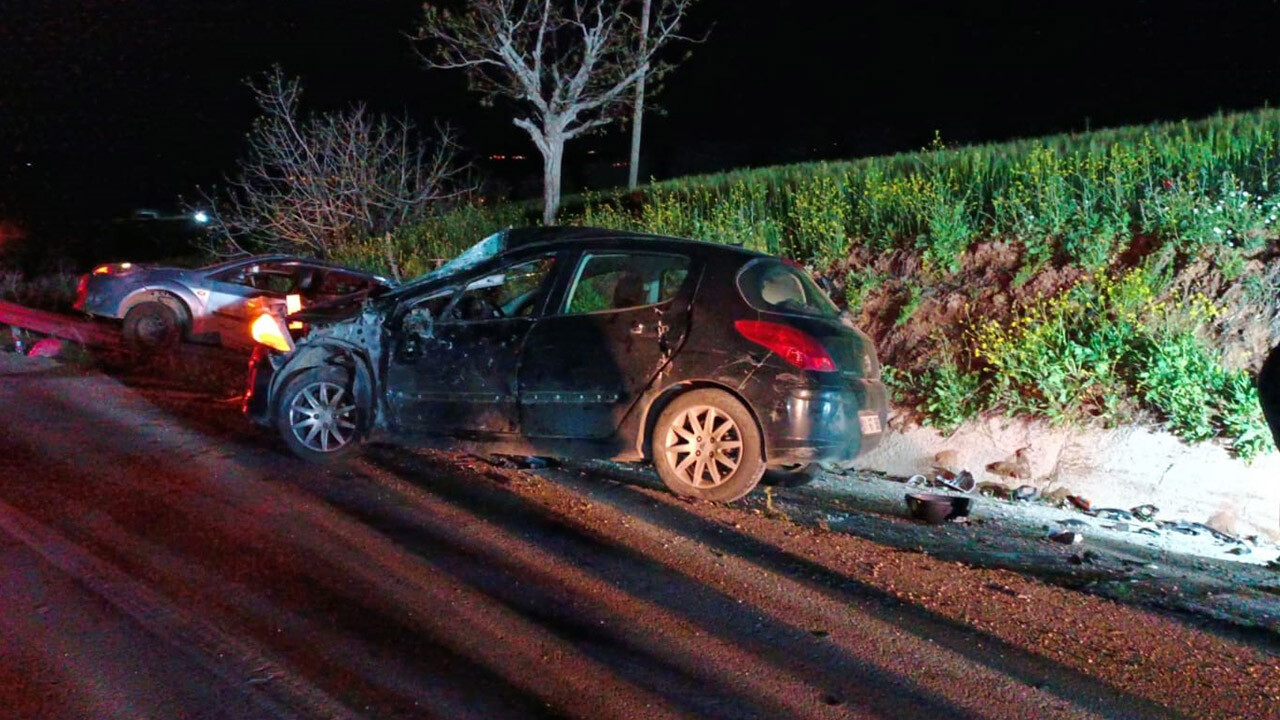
[244,301,389,433]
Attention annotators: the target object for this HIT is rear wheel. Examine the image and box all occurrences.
[651,389,765,502]
[762,463,819,487]
[276,366,362,462]
[122,301,182,352]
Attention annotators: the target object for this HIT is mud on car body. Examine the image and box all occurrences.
[245,227,888,502]
[74,255,392,351]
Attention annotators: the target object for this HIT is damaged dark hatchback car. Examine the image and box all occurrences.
[245,228,888,501]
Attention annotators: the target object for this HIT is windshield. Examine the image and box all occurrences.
[389,231,509,297]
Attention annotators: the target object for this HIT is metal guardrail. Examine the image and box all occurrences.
[0,300,122,348]
[0,300,246,364]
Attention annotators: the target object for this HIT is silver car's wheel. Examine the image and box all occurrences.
[663,405,744,489]
[651,389,765,502]
[288,380,357,453]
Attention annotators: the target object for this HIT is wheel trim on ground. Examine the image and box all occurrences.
[288,381,357,453]
[663,405,744,489]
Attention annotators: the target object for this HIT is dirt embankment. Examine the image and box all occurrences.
[829,239,1280,379]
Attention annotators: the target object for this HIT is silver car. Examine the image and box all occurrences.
[74,255,392,351]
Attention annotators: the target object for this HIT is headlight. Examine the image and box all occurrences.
[251,313,294,353]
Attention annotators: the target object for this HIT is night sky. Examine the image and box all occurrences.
[3,0,1280,249]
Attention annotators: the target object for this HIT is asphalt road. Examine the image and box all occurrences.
[0,352,1277,719]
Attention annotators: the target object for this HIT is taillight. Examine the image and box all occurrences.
[734,320,836,372]
[92,262,133,275]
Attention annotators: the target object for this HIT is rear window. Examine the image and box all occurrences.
[736,259,838,318]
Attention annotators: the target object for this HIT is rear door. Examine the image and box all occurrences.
[519,251,698,439]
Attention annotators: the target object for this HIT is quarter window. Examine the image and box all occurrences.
[736,259,839,318]
[563,253,691,315]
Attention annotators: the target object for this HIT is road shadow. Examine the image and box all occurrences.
[356,446,1187,720]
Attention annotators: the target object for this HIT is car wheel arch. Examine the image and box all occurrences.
[638,380,768,464]
[119,289,192,333]
[269,343,378,432]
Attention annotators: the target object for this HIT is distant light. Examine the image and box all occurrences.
[193,211,209,224]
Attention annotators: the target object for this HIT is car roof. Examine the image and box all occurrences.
[500,226,770,259]
[199,254,391,282]
[385,226,773,300]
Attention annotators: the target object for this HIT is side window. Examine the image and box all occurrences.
[446,257,555,322]
[563,253,691,315]
[401,288,456,338]
[316,271,366,297]
[212,263,301,294]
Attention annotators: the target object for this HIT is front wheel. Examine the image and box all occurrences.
[651,389,765,502]
[276,366,362,462]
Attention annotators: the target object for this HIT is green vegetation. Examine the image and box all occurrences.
[347,109,1280,458]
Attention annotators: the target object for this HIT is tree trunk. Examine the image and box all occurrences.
[628,0,652,190]
[541,132,564,225]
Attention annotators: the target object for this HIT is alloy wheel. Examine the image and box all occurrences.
[662,405,744,488]
[288,381,357,453]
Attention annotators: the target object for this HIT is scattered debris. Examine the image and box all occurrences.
[904,493,971,525]
[1049,530,1084,545]
[1012,485,1038,501]
[985,582,1027,598]
[1067,495,1092,512]
[1092,508,1134,522]
[1068,550,1102,565]
[936,470,976,493]
[1131,504,1159,522]
[27,337,65,358]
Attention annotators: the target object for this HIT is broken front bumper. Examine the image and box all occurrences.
[243,345,278,426]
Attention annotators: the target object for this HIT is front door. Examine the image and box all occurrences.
[519,252,696,440]
[385,256,556,436]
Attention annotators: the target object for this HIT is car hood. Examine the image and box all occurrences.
[288,291,378,324]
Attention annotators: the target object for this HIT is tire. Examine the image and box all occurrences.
[651,389,765,502]
[762,463,819,488]
[122,301,182,352]
[275,366,363,462]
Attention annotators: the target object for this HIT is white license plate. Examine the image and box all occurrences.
[859,413,882,435]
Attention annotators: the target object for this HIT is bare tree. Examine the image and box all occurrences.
[628,0,652,190]
[198,68,468,268]
[417,0,697,224]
